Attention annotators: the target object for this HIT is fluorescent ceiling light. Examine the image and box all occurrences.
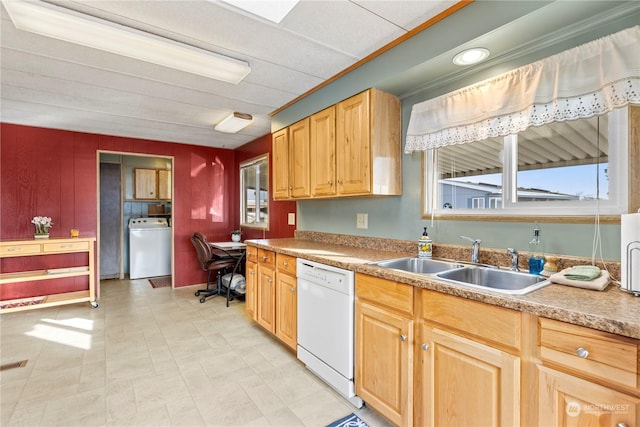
[220,0,299,24]
[453,48,490,66]
[215,112,254,133]
[3,0,251,84]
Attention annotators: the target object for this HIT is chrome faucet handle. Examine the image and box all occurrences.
[461,236,481,263]
[507,248,519,271]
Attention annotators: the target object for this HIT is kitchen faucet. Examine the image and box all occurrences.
[507,248,519,271]
[460,236,481,263]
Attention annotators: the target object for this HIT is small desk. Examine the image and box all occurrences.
[208,242,246,306]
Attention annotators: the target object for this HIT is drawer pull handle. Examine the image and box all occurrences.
[60,245,73,248]
[7,247,23,252]
[616,424,628,427]
[282,261,288,266]
[400,334,407,342]
[421,343,429,351]
[576,347,589,359]
[262,256,268,261]
[290,287,295,293]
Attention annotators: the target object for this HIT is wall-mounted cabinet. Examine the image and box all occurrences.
[133,168,171,200]
[273,88,402,200]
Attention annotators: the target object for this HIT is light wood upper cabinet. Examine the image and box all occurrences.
[310,106,337,197]
[134,168,171,200]
[134,168,157,199]
[272,118,310,200]
[272,127,290,200]
[289,118,311,199]
[157,169,171,200]
[336,88,401,197]
[272,87,401,200]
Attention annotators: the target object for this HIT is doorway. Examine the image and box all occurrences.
[98,152,173,283]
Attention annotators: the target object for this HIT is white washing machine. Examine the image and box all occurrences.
[128,217,171,279]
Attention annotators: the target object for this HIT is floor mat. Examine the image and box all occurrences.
[1,298,45,310]
[149,276,172,288]
[326,413,370,427]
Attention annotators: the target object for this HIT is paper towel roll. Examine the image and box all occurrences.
[621,212,640,294]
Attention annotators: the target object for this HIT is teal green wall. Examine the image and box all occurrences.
[277,2,639,261]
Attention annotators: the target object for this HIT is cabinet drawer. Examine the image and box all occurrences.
[43,241,89,253]
[246,246,258,263]
[0,243,42,257]
[539,317,639,390]
[257,249,275,267]
[355,273,413,316]
[421,290,521,354]
[276,253,296,276]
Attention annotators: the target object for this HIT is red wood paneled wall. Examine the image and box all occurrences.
[0,123,295,295]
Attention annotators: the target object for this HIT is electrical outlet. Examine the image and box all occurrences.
[356,213,368,229]
[288,212,295,225]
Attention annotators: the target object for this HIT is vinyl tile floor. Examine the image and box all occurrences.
[1,279,393,427]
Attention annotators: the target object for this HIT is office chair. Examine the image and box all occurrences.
[191,233,237,303]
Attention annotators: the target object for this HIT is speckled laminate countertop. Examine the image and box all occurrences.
[246,236,640,340]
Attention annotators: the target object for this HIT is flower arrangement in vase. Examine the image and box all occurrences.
[231,230,242,242]
[32,216,53,238]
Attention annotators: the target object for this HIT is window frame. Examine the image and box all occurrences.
[240,154,269,230]
[422,106,635,223]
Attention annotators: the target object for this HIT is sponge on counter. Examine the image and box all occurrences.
[549,267,610,291]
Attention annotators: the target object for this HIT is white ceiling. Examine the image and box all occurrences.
[0,0,457,149]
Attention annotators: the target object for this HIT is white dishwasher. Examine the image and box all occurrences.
[128,217,171,279]
[297,259,363,408]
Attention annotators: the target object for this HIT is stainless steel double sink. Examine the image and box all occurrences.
[372,257,550,295]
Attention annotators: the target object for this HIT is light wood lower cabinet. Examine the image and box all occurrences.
[538,366,639,427]
[244,260,257,321]
[275,253,297,350]
[256,249,276,333]
[418,326,520,427]
[538,317,640,427]
[355,273,414,427]
[246,246,297,351]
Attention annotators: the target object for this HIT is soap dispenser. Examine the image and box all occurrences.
[528,225,545,275]
[418,227,433,258]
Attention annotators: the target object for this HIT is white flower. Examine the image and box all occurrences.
[32,216,53,234]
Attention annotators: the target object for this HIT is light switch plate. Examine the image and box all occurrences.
[356,213,368,229]
[288,212,295,225]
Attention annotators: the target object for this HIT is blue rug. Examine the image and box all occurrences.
[326,413,370,427]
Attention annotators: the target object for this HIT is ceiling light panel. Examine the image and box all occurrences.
[215,112,254,133]
[3,0,251,84]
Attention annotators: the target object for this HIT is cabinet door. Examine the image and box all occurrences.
[418,326,520,427]
[275,271,297,350]
[356,300,413,427]
[289,118,310,199]
[245,261,257,321]
[310,106,336,197]
[336,90,371,195]
[538,365,639,427]
[134,168,157,199]
[157,169,171,200]
[256,265,276,333]
[272,128,290,200]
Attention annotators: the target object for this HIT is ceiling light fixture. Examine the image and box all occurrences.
[220,0,299,24]
[215,112,254,133]
[3,0,251,84]
[453,48,490,66]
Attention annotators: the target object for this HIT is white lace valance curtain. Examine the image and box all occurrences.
[404,25,640,153]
